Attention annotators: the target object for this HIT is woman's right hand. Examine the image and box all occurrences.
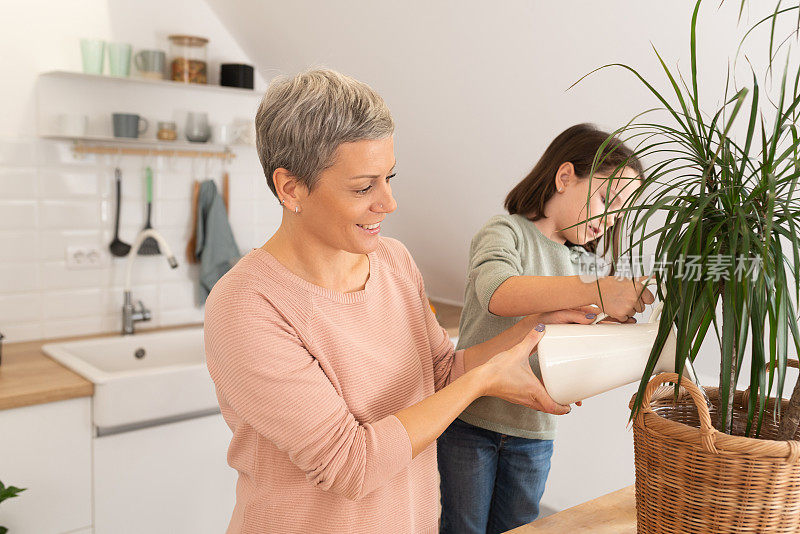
[535,306,634,324]
[479,325,571,415]
[593,276,655,322]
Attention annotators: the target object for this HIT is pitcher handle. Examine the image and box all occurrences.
[649,301,665,324]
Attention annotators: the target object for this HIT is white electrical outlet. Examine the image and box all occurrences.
[65,245,108,269]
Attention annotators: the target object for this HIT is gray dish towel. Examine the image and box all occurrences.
[194,179,240,303]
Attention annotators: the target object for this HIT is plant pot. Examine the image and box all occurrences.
[629,372,800,533]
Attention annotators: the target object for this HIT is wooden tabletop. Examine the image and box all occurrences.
[507,485,636,533]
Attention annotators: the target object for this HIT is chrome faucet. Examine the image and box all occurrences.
[122,229,178,335]
[122,294,151,335]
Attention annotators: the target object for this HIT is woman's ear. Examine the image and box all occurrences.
[273,168,303,205]
[554,162,575,193]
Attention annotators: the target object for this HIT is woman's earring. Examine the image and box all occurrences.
[279,198,285,205]
[558,187,564,193]
[294,206,299,214]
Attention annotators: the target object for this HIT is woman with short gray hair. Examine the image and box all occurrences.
[204,68,588,533]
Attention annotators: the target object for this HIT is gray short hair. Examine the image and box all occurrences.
[255,68,395,199]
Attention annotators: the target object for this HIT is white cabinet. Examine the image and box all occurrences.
[93,413,236,534]
[0,397,92,534]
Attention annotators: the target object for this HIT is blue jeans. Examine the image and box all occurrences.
[437,418,554,534]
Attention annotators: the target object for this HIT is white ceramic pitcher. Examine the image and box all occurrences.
[537,281,688,405]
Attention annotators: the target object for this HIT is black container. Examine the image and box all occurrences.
[220,63,254,89]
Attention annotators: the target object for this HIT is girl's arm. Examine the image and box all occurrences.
[489,275,653,320]
[489,275,598,316]
[467,218,606,318]
[467,217,651,320]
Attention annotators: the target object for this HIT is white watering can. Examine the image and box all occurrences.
[537,279,697,405]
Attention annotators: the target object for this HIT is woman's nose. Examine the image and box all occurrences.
[374,185,398,213]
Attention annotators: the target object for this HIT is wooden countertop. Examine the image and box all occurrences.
[0,337,94,411]
[0,323,202,411]
[508,485,636,533]
[430,299,461,338]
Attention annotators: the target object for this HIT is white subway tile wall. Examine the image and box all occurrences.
[0,137,281,342]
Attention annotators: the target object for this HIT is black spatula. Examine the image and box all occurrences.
[109,167,131,257]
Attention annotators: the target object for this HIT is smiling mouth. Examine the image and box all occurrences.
[357,222,381,235]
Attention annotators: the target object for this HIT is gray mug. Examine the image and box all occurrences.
[134,49,166,79]
[185,112,210,143]
[112,113,149,138]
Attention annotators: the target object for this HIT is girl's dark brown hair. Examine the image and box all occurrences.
[504,123,644,267]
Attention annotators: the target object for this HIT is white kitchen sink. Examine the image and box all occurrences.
[42,327,219,431]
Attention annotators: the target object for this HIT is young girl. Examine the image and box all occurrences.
[437,123,653,534]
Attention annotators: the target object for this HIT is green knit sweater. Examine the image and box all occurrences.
[456,213,602,439]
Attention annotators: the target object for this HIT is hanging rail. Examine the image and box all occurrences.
[71,140,236,160]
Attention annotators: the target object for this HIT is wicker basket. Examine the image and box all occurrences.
[630,371,800,533]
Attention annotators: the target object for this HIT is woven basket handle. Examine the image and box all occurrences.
[641,372,719,454]
[742,359,800,406]
[743,359,800,391]
[767,359,799,372]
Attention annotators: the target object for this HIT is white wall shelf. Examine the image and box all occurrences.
[36,71,262,152]
[41,70,258,97]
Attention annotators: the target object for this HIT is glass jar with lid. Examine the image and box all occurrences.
[168,34,208,84]
[157,121,177,141]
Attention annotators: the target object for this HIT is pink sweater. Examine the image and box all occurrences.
[205,237,466,533]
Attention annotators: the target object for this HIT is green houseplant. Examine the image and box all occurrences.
[581,0,800,438]
[575,0,800,530]
[0,480,26,534]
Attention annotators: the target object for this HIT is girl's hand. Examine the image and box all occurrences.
[594,276,655,322]
[480,325,571,415]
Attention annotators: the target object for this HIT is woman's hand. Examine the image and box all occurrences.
[534,306,634,407]
[479,325,571,415]
[531,305,636,326]
[593,276,655,322]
